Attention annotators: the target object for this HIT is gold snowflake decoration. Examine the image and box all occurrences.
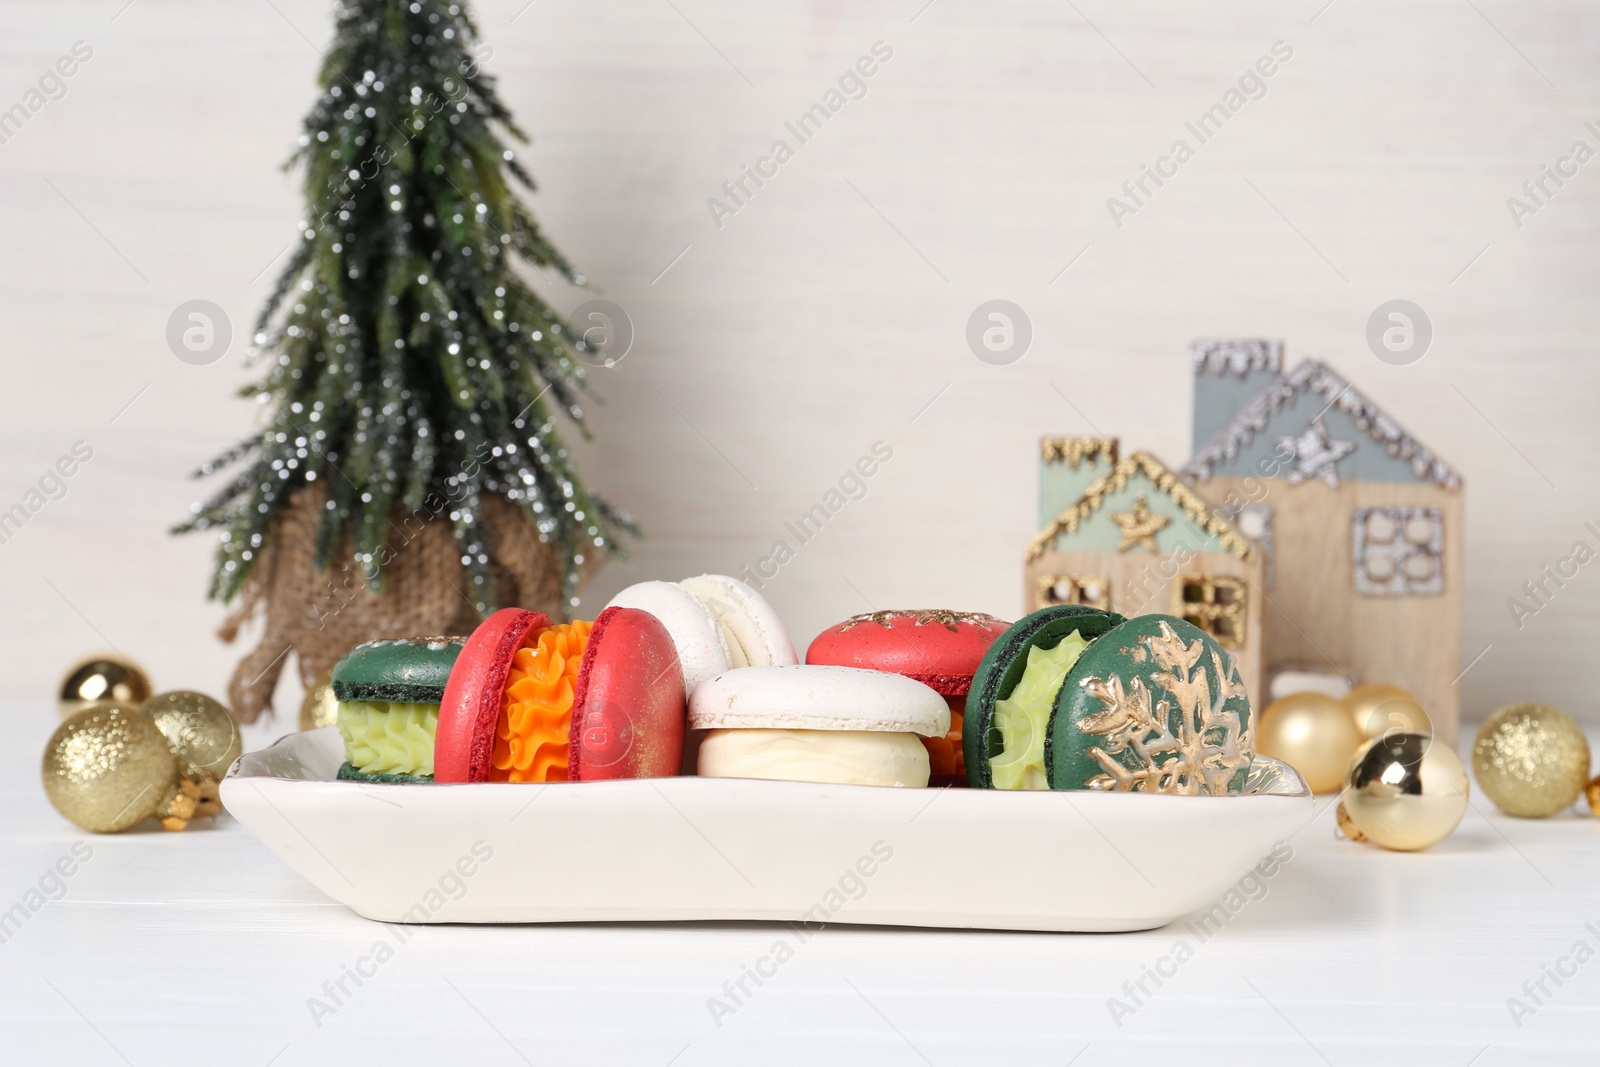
[1076,620,1251,795]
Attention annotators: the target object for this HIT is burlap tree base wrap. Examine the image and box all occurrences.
[218,484,565,723]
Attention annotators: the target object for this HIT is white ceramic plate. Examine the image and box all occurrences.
[222,728,1313,932]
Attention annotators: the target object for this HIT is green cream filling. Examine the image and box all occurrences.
[990,631,1090,790]
[336,701,439,777]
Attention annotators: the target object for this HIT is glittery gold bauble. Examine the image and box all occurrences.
[1256,691,1364,793]
[43,704,178,832]
[1342,682,1430,740]
[58,654,152,718]
[1472,703,1591,818]
[42,704,222,833]
[299,674,339,731]
[1338,732,1469,851]
[142,690,242,780]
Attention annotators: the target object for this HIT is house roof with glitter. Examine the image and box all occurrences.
[1027,450,1256,563]
[1191,338,1283,454]
[1037,436,1120,530]
[1181,356,1461,490]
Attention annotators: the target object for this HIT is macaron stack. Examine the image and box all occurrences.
[321,582,1257,797]
[805,610,1010,786]
[325,608,686,785]
[964,606,1255,794]
[324,573,791,787]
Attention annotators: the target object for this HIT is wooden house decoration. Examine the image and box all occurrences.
[1026,441,1265,703]
[1181,341,1464,739]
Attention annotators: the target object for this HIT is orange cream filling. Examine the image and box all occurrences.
[921,702,965,785]
[490,620,592,783]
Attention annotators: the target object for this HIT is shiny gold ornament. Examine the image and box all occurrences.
[1256,691,1364,793]
[299,673,340,731]
[1586,774,1600,816]
[1338,731,1469,851]
[1342,682,1430,740]
[42,704,219,833]
[142,691,242,780]
[58,654,152,719]
[1472,703,1591,818]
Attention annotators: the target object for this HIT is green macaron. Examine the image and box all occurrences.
[330,637,464,704]
[1047,614,1252,793]
[965,608,1254,795]
[964,605,1125,789]
[331,637,464,784]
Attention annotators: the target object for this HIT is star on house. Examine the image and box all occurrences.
[1111,492,1170,552]
[1281,418,1355,488]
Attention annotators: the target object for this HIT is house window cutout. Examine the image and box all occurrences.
[1035,574,1111,612]
[1175,575,1247,650]
[1353,506,1443,596]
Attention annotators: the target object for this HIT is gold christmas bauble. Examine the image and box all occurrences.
[1586,774,1600,816]
[58,654,152,719]
[42,704,221,833]
[1472,703,1591,818]
[1338,731,1469,851]
[1342,682,1430,740]
[42,704,178,832]
[299,673,339,731]
[142,690,242,780]
[1256,691,1364,793]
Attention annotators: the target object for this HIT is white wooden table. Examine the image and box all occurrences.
[4,702,1596,1066]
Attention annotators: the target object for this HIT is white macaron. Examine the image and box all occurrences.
[607,574,796,697]
[688,664,950,736]
[691,665,948,787]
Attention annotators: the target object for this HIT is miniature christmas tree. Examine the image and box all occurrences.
[178,0,631,719]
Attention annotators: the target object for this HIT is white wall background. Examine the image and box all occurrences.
[2,0,1598,732]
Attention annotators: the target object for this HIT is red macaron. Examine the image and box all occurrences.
[434,606,685,784]
[805,610,1011,694]
[805,609,1010,786]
